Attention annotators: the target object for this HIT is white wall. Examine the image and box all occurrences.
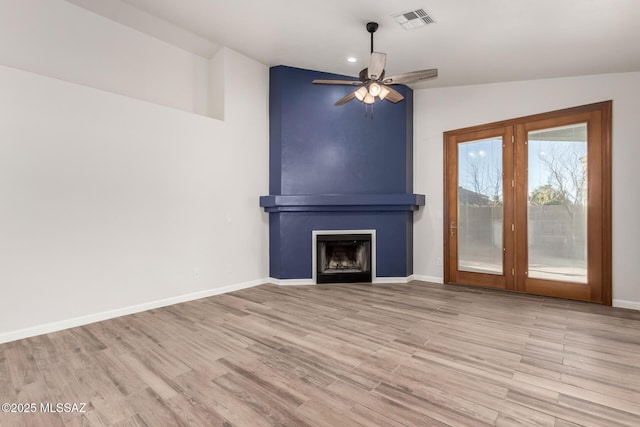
[0,0,210,115]
[413,72,640,309]
[0,45,268,340]
[208,49,226,120]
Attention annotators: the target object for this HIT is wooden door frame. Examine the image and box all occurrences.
[443,101,612,305]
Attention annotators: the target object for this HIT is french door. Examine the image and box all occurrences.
[444,102,611,304]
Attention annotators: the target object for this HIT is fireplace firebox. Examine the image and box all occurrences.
[316,234,372,284]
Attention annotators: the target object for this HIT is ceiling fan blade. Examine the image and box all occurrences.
[313,79,362,86]
[383,68,438,85]
[382,86,404,103]
[367,52,386,80]
[334,92,357,106]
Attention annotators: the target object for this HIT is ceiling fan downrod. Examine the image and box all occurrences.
[366,22,378,54]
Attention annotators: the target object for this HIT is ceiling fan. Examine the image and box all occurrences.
[313,22,438,106]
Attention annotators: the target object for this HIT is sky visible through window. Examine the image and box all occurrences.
[459,128,587,204]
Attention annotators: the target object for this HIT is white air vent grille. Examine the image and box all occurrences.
[393,8,436,30]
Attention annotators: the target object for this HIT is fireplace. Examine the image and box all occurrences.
[315,232,373,284]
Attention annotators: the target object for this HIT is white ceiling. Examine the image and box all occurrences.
[68,0,640,89]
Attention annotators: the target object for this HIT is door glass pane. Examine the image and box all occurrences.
[458,137,503,274]
[528,124,587,283]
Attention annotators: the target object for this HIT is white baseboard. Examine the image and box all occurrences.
[613,299,640,311]
[413,275,445,284]
[374,275,414,284]
[268,278,315,286]
[270,276,416,285]
[0,279,265,345]
[6,276,632,345]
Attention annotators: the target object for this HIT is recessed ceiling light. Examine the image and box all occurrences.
[347,57,357,63]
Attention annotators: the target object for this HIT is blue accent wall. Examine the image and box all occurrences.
[270,66,414,195]
[263,65,424,280]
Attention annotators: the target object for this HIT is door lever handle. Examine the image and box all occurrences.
[450,221,457,237]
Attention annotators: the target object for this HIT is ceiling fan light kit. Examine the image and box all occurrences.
[354,86,368,101]
[368,82,381,97]
[312,21,438,108]
[378,85,390,101]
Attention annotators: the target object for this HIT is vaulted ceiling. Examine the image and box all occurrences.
[68,0,640,89]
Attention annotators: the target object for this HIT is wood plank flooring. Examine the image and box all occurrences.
[1,281,640,426]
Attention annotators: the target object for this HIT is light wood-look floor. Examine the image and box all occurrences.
[1,281,640,427]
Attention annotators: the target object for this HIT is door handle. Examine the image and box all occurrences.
[450,221,457,237]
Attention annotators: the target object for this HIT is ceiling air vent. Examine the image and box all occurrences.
[393,8,436,30]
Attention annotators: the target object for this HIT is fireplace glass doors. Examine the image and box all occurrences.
[316,234,372,284]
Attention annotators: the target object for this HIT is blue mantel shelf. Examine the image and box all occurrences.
[259,193,425,212]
